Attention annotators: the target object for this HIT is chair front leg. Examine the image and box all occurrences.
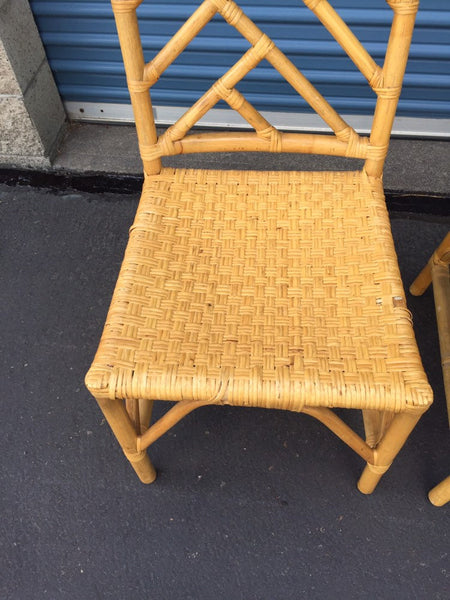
[357,409,425,494]
[96,396,157,484]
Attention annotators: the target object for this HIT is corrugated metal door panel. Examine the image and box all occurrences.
[30,0,450,121]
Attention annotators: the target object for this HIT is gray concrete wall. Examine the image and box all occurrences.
[0,0,66,168]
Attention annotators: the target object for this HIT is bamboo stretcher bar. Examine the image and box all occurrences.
[140,131,372,161]
[137,400,212,451]
[303,0,382,85]
[303,407,374,463]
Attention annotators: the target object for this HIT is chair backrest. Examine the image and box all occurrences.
[111,0,419,178]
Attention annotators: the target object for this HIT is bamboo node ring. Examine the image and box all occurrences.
[127,79,151,93]
[111,0,143,14]
[303,0,324,11]
[215,0,243,27]
[143,62,161,85]
[386,0,419,15]
[366,462,392,475]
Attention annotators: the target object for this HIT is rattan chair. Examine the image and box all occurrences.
[411,232,450,506]
[85,0,433,493]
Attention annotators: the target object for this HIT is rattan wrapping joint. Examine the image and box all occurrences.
[365,462,392,475]
[369,66,384,91]
[211,0,244,27]
[143,62,161,86]
[258,126,282,152]
[111,0,143,14]
[252,34,275,60]
[386,0,419,15]
[140,143,163,161]
[366,143,389,161]
[432,248,450,268]
[127,79,151,93]
[372,85,402,100]
[213,80,245,111]
[123,448,148,463]
[303,0,324,10]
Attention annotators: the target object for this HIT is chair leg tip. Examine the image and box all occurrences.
[140,469,157,484]
[428,477,450,506]
[357,480,373,495]
[136,461,157,484]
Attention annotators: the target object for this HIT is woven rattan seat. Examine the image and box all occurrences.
[87,167,429,412]
[86,0,433,493]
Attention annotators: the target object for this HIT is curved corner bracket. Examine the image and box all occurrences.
[302,406,374,463]
[137,399,213,451]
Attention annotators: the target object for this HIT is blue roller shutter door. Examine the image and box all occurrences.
[29,1,450,130]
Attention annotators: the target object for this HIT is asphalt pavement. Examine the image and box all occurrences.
[1,176,449,599]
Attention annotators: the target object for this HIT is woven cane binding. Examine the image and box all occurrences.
[86,168,432,411]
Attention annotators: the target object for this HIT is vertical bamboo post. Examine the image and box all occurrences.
[97,396,157,483]
[410,232,450,295]
[357,409,425,494]
[410,233,450,426]
[111,0,161,175]
[431,262,450,427]
[364,0,419,178]
[138,399,154,434]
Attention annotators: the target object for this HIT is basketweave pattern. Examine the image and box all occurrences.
[88,168,431,411]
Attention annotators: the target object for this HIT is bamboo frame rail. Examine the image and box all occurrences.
[303,0,382,85]
[140,132,377,163]
[85,0,432,493]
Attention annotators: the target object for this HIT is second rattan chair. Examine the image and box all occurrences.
[86,0,433,493]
